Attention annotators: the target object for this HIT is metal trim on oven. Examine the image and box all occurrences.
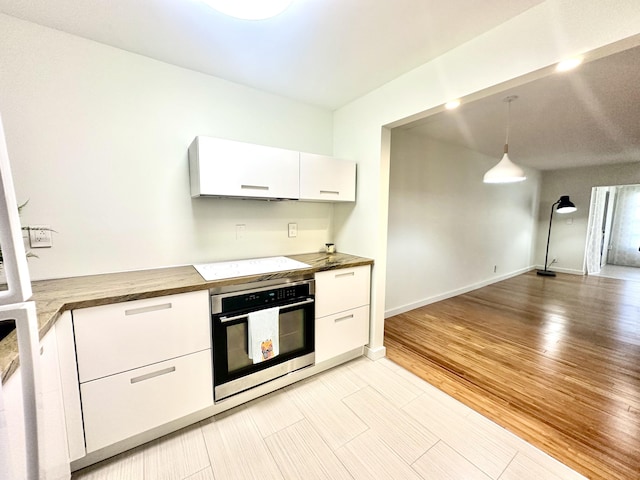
[209,274,313,295]
[210,278,315,314]
[215,352,315,401]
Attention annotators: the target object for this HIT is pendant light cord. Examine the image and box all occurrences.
[505,99,510,147]
[503,95,518,155]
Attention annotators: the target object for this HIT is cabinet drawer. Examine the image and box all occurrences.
[315,305,369,364]
[81,349,213,453]
[315,266,371,318]
[73,290,210,383]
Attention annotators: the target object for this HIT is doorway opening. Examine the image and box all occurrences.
[585,184,640,280]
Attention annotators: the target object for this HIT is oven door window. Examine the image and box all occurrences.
[214,300,314,386]
[225,307,306,374]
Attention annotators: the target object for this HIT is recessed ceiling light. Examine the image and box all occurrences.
[201,0,294,20]
[445,99,461,110]
[556,57,583,72]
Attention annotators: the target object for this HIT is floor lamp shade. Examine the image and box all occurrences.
[537,195,577,277]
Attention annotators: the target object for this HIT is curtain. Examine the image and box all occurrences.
[609,185,640,267]
[585,187,608,274]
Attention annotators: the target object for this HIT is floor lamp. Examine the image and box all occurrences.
[537,195,577,277]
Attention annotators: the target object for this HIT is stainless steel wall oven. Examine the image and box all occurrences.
[210,276,315,401]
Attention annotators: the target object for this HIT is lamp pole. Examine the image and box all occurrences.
[538,196,576,277]
[538,199,560,277]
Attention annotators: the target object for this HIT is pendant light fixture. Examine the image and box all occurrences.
[483,95,526,184]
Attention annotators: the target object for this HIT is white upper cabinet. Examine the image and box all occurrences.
[299,153,356,202]
[189,136,300,200]
[189,136,357,202]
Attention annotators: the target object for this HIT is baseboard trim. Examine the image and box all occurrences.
[384,266,534,318]
[364,345,386,360]
[534,265,585,275]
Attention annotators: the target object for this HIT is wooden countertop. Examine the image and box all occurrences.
[1,252,372,383]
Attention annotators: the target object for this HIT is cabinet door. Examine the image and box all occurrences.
[1,329,71,480]
[315,305,369,364]
[315,266,371,318]
[299,152,356,202]
[73,291,210,383]
[81,349,213,453]
[190,136,300,199]
[56,311,85,462]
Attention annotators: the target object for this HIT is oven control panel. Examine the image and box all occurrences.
[220,282,312,314]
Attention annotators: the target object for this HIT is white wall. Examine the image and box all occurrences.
[0,14,335,280]
[332,0,640,355]
[535,162,640,274]
[385,131,540,316]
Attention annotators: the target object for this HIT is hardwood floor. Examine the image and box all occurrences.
[384,271,640,480]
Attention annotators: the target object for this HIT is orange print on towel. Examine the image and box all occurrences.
[261,339,274,360]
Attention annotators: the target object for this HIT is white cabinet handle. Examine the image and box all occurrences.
[320,190,340,195]
[130,366,176,384]
[334,314,354,323]
[125,303,172,316]
[335,271,355,278]
[241,184,270,191]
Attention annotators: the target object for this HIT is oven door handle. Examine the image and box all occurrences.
[219,297,314,324]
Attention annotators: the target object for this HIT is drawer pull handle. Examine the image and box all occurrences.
[125,303,172,316]
[241,184,269,191]
[335,314,354,323]
[320,190,340,195]
[335,271,355,278]
[130,366,176,384]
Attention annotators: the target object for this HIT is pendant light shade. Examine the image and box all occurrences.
[483,96,526,184]
[483,150,526,183]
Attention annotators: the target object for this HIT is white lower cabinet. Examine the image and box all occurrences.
[2,326,71,480]
[314,266,371,363]
[81,349,212,452]
[315,305,369,364]
[65,290,213,457]
[73,291,211,383]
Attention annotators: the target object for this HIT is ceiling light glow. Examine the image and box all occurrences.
[445,99,461,110]
[556,57,583,72]
[201,0,294,20]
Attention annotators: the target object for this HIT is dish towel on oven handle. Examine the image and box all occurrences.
[247,306,280,364]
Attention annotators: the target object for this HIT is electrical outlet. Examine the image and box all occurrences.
[288,223,297,238]
[493,265,497,273]
[28,225,52,248]
[235,224,246,240]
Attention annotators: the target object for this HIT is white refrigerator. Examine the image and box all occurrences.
[0,113,48,479]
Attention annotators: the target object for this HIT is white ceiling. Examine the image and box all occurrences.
[0,0,541,110]
[1,0,638,171]
[401,45,640,171]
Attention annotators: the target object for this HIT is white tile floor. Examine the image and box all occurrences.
[592,264,640,281]
[71,357,587,480]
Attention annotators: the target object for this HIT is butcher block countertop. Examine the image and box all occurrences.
[1,252,373,383]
